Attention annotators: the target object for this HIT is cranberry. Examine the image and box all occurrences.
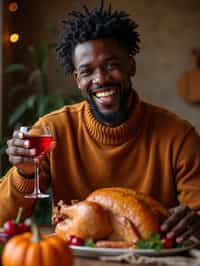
[3,221,19,237]
[0,232,10,243]
[67,235,84,246]
[18,223,30,233]
[67,235,75,244]
[161,236,174,249]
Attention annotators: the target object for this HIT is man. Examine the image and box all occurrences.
[1,2,200,243]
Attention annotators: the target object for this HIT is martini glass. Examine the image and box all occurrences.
[20,126,53,199]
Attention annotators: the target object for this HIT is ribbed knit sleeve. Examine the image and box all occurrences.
[0,167,36,226]
[0,158,51,225]
[175,127,200,213]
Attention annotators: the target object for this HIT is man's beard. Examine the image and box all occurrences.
[85,84,133,126]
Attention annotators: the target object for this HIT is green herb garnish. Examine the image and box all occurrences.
[136,233,163,251]
[0,243,4,256]
[84,238,95,247]
[176,242,186,248]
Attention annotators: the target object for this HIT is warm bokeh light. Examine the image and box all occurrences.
[8,2,18,12]
[9,33,20,43]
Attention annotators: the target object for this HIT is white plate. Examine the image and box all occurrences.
[70,243,197,258]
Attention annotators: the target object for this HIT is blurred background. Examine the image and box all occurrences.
[1,0,200,223]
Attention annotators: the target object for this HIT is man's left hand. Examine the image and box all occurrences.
[160,205,200,243]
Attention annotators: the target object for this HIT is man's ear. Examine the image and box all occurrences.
[73,70,81,89]
[129,56,136,77]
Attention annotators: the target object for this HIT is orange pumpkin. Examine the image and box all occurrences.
[2,223,73,266]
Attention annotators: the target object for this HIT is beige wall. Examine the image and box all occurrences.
[5,0,200,132]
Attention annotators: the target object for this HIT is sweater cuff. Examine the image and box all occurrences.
[12,167,35,193]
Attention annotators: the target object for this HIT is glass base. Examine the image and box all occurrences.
[24,193,50,199]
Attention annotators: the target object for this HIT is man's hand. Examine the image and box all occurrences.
[160,205,200,243]
[6,130,36,176]
[6,130,56,177]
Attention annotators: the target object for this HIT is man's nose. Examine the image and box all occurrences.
[92,68,110,86]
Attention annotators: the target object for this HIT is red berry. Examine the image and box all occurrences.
[18,223,30,234]
[67,235,84,246]
[161,236,174,249]
[66,235,75,244]
[3,221,19,237]
[0,232,10,243]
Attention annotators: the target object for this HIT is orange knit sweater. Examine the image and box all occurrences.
[0,92,200,225]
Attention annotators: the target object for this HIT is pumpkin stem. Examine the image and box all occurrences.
[15,207,23,224]
[31,222,42,242]
[25,218,41,242]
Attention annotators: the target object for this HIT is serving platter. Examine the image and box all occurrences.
[70,243,197,258]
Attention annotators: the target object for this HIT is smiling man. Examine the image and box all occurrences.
[1,1,200,244]
[73,38,135,126]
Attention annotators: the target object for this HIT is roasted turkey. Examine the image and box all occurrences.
[53,187,170,248]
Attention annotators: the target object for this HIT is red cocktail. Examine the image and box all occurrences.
[26,135,53,157]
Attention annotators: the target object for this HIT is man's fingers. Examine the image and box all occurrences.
[7,137,30,149]
[168,207,177,214]
[166,211,195,238]
[6,146,36,157]
[8,155,34,165]
[161,205,190,232]
[12,138,30,148]
[176,222,200,243]
[12,130,24,139]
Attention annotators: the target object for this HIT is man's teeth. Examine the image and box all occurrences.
[95,90,116,98]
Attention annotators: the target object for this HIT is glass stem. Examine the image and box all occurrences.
[34,162,41,194]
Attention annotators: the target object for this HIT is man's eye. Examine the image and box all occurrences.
[106,63,121,70]
[79,69,92,77]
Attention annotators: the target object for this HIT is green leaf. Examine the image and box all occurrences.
[48,42,57,50]
[8,84,25,99]
[27,69,40,87]
[0,138,7,154]
[4,63,28,73]
[176,242,186,248]
[37,94,65,116]
[27,45,37,66]
[136,233,163,251]
[38,41,49,70]
[84,238,95,247]
[46,24,59,35]
[8,95,36,127]
[0,243,4,255]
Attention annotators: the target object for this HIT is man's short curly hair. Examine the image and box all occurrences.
[57,1,140,74]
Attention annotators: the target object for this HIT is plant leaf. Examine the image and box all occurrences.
[48,42,57,50]
[4,64,28,73]
[38,41,49,70]
[37,94,65,116]
[8,95,36,127]
[27,45,37,66]
[28,69,40,87]
[46,24,59,35]
[0,138,8,154]
[8,84,25,99]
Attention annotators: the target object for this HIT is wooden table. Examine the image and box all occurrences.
[73,253,197,266]
[74,257,129,266]
[74,257,144,266]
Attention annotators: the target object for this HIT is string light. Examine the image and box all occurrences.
[9,33,20,43]
[8,2,18,12]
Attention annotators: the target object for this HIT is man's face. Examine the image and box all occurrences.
[73,38,136,126]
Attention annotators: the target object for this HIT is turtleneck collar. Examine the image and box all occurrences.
[83,91,144,145]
